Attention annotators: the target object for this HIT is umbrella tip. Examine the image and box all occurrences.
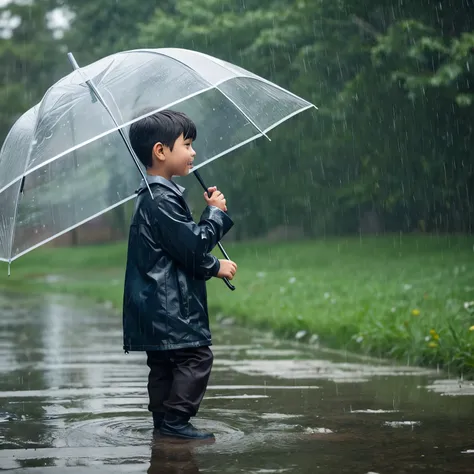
[67,52,80,71]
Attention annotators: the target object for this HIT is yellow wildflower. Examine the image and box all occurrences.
[411,309,421,316]
[428,342,438,348]
[429,329,436,336]
[469,325,474,332]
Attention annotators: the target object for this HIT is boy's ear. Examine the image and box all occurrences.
[152,142,166,162]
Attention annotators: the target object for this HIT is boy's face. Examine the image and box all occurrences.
[153,133,196,178]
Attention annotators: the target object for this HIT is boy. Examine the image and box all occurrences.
[122,110,237,440]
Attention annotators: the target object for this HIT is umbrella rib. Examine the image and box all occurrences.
[33,100,78,145]
[0,105,35,191]
[7,178,29,274]
[124,49,213,88]
[6,97,49,272]
[190,105,317,172]
[212,85,271,141]
[7,195,137,263]
[66,53,153,198]
[185,49,317,108]
[262,104,317,134]
[4,75,95,268]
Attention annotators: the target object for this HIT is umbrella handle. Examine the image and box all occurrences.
[193,170,236,291]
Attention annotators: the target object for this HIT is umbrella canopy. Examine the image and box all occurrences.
[0,48,315,267]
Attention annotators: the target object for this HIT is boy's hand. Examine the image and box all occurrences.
[217,259,237,280]
[204,186,227,212]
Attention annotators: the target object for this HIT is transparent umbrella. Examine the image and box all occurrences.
[0,48,316,287]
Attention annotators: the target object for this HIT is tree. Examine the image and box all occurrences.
[1,0,472,238]
[0,1,63,142]
[62,1,175,64]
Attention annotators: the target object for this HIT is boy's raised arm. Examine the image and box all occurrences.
[151,193,233,278]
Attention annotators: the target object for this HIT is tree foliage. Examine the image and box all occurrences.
[0,0,472,236]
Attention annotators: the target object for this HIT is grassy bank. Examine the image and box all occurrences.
[1,234,473,376]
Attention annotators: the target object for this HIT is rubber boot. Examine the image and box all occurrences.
[152,412,165,429]
[159,411,214,440]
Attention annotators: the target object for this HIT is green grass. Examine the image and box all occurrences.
[1,234,473,376]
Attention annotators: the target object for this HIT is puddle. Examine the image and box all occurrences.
[384,421,421,428]
[260,413,304,420]
[424,379,474,396]
[0,292,473,473]
[224,358,435,383]
[303,427,333,434]
[244,349,303,357]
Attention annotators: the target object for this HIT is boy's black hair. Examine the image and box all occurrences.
[129,109,197,168]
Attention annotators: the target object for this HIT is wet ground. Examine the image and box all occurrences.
[0,292,473,473]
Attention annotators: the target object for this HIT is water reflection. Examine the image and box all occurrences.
[0,292,473,473]
[148,435,211,474]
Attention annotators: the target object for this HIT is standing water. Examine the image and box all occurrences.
[0,292,473,473]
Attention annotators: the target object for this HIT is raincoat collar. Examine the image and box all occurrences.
[138,174,185,196]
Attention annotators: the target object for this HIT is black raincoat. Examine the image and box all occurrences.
[122,175,233,352]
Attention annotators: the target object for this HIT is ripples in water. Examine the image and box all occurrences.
[0,294,473,473]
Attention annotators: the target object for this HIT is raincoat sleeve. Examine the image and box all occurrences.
[152,193,233,278]
[199,253,221,281]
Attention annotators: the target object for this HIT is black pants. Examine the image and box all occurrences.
[146,346,213,417]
